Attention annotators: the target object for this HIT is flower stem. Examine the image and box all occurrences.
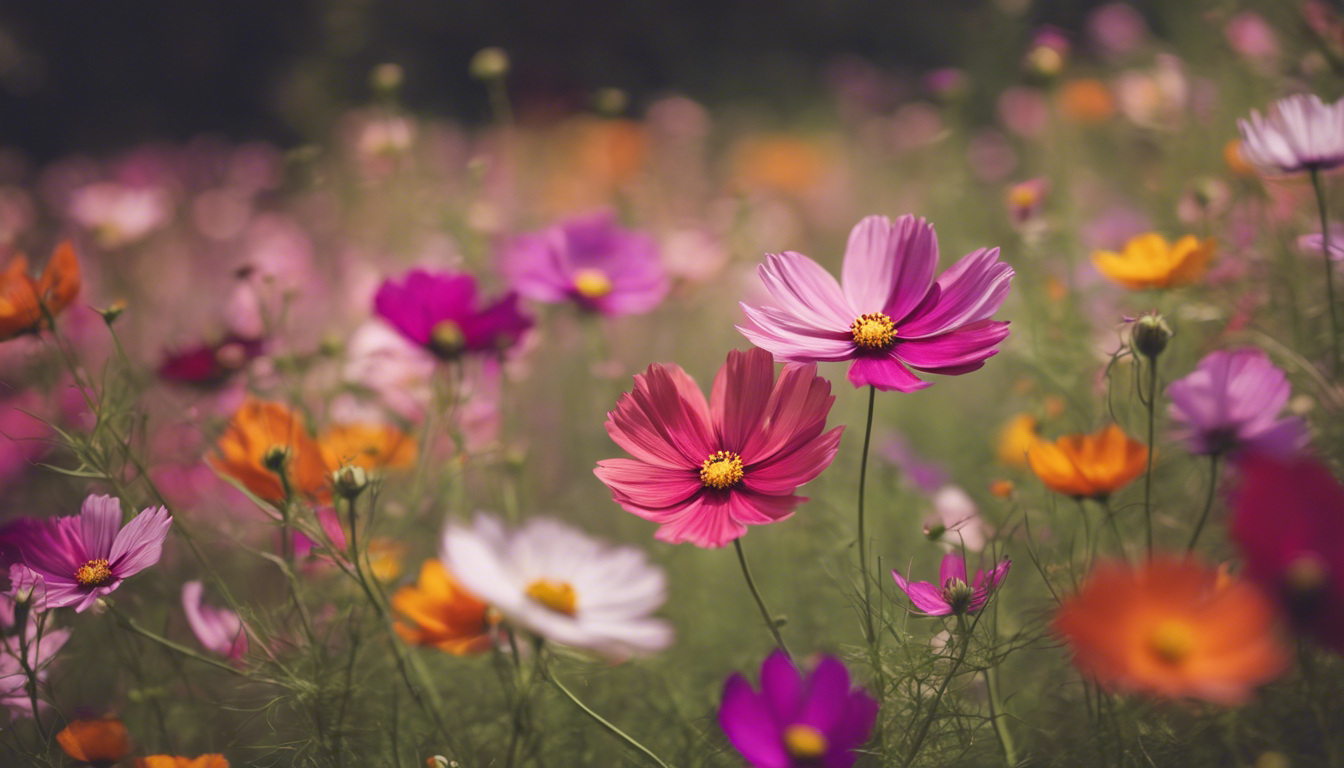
[1141,354,1158,557]
[857,384,877,643]
[903,613,974,768]
[1311,169,1341,375]
[1186,453,1222,553]
[109,606,253,679]
[733,538,791,660]
[984,666,1017,766]
[543,654,673,768]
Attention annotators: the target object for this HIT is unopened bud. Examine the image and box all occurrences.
[99,300,128,325]
[1131,313,1173,359]
[924,523,946,542]
[470,48,510,81]
[333,464,369,500]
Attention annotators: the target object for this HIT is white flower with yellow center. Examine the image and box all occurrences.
[442,515,674,657]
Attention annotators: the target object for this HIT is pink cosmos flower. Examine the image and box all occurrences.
[182,581,247,660]
[738,215,1013,392]
[1167,348,1307,458]
[374,269,532,359]
[595,348,844,548]
[891,552,1010,616]
[0,495,172,612]
[1238,94,1344,174]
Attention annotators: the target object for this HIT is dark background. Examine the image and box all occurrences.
[0,1,1131,161]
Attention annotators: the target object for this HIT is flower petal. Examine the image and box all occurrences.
[847,355,930,392]
[108,506,172,578]
[719,674,790,768]
[841,215,938,321]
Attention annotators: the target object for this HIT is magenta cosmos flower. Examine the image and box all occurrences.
[719,650,878,768]
[892,552,1010,616]
[374,269,532,359]
[1,495,171,612]
[1237,94,1344,174]
[503,211,669,316]
[595,348,843,548]
[182,581,248,660]
[1230,454,1344,654]
[738,215,1013,392]
[1167,348,1307,458]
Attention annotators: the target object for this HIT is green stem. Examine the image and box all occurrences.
[1311,169,1341,375]
[110,607,252,679]
[1186,453,1222,552]
[984,667,1018,766]
[903,614,974,768]
[1098,497,1129,562]
[857,384,877,643]
[1141,353,1158,557]
[733,538,792,660]
[543,655,673,768]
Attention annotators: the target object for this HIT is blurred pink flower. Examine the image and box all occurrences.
[1087,3,1149,59]
[182,580,247,660]
[1238,94,1344,174]
[1225,12,1280,66]
[68,181,171,248]
[1167,348,1307,458]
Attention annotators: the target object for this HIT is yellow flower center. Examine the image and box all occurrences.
[572,268,614,300]
[1147,619,1196,666]
[783,724,829,759]
[850,312,897,350]
[525,579,577,616]
[1009,185,1039,209]
[700,451,744,489]
[430,320,465,357]
[75,558,113,587]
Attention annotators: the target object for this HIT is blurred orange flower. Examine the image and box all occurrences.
[1224,138,1255,176]
[318,423,417,473]
[0,240,81,341]
[136,757,229,768]
[210,399,330,503]
[57,718,131,764]
[1092,233,1215,290]
[996,414,1042,467]
[730,136,828,196]
[1054,557,1289,705]
[1057,79,1116,124]
[1027,424,1147,499]
[393,559,495,654]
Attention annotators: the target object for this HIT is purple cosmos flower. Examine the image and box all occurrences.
[1237,94,1344,174]
[182,580,247,660]
[503,211,669,316]
[719,651,878,768]
[892,552,1010,616]
[738,215,1013,392]
[373,269,532,359]
[158,334,265,387]
[0,495,171,612]
[1167,348,1307,458]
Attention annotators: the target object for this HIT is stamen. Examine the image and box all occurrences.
[1147,619,1196,665]
[525,579,577,616]
[75,559,113,587]
[700,451,745,489]
[430,320,465,357]
[783,724,829,759]
[850,312,897,349]
[572,268,614,300]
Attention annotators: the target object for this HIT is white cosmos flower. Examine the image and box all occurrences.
[442,515,674,657]
[1237,94,1344,174]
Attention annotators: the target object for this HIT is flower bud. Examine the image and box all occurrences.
[470,47,510,80]
[333,464,369,500]
[1131,313,1173,359]
[98,300,127,325]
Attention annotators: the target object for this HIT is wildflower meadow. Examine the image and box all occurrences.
[3,2,1344,766]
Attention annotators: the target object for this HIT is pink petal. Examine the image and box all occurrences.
[738,304,857,362]
[652,493,748,548]
[727,489,803,525]
[847,355,930,392]
[758,251,856,330]
[842,215,939,322]
[894,320,1009,373]
[898,247,1013,339]
[719,674,790,768]
[742,362,835,463]
[760,650,803,723]
[905,582,954,616]
[711,348,777,452]
[79,494,123,561]
[938,552,967,586]
[796,656,853,732]
[744,426,843,494]
[108,506,172,578]
[594,459,703,508]
[606,362,713,469]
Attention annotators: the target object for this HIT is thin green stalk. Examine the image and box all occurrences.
[109,606,253,679]
[1098,497,1130,562]
[1141,354,1157,556]
[1186,453,1222,552]
[857,384,877,643]
[902,613,974,768]
[1311,169,1341,374]
[733,538,791,660]
[984,667,1017,767]
[543,656,673,768]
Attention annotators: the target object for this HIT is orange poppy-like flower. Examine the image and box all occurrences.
[1092,233,1216,290]
[1026,423,1147,499]
[210,399,330,503]
[1054,557,1290,705]
[0,240,81,341]
[730,136,828,196]
[1057,78,1116,124]
[996,414,1042,468]
[318,423,416,473]
[367,537,408,582]
[57,717,131,764]
[392,559,494,654]
[136,756,229,768]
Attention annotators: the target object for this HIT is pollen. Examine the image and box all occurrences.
[1147,619,1196,665]
[430,320,465,357]
[525,579,578,616]
[572,268,614,300]
[700,451,745,489]
[75,558,113,587]
[782,723,829,759]
[850,312,897,349]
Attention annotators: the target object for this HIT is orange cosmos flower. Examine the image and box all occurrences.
[996,414,1042,467]
[1092,233,1216,290]
[318,423,416,473]
[392,559,494,654]
[0,240,81,341]
[136,757,229,768]
[1026,424,1147,499]
[210,399,330,503]
[1057,78,1116,124]
[1054,557,1290,705]
[57,718,131,764]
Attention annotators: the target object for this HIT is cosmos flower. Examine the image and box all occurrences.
[1167,348,1307,457]
[0,241,81,342]
[135,756,230,768]
[209,399,330,504]
[374,269,532,359]
[1230,455,1344,654]
[718,651,878,768]
[1091,233,1215,290]
[595,348,843,548]
[503,211,669,316]
[738,214,1013,392]
[392,558,495,655]
[1237,94,1344,174]
[317,423,417,473]
[442,515,672,657]
[57,718,131,765]
[891,552,1010,616]
[1053,557,1289,705]
[181,581,247,661]
[1026,424,1147,499]
[158,334,265,388]
[996,414,1041,468]
[1,495,171,612]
